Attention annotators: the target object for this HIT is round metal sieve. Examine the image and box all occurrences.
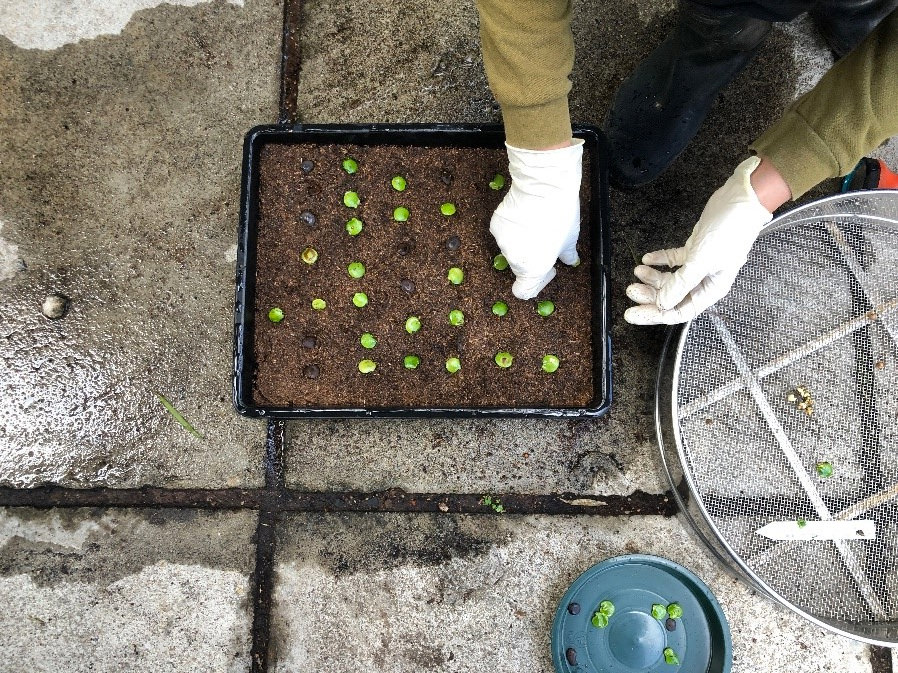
[656,191,898,646]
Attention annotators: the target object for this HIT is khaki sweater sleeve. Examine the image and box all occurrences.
[475,0,574,149]
[750,9,898,198]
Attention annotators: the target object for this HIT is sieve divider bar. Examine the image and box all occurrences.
[679,298,898,419]
[825,221,898,347]
[710,313,889,620]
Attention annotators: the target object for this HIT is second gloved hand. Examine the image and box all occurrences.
[624,156,774,325]
[490,140,584,300]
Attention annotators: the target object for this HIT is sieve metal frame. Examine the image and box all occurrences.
[655,190,898,647]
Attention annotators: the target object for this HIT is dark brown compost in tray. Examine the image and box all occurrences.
[253,142,593,409]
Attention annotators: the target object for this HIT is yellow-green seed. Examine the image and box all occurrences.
[343,191,360,208]
[346,217,363,236]
[405,316,421,333]
[489,173,505,190]
[447,267,464,285]
[311,298,326,310]
[448,309,464,326]
[393,206,410,222]
[268,307,284,323]
[347,262,366,278]
[440,202,456,216]
[491,301,508,317]
[391,175,407,191]
[445,357,461,373]
[542,354,560,373]
[352,292,368,308]
[493,254,509,271]
[358,359,376,374]
[494,351,513,368]
[301,247,318,264]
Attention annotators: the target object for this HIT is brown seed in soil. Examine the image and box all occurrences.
[304,364,320,379]
[440,170,453,186]
[867,310,878,321]
[875,359,886,370]
[665,618,676,631]
[300,159,314,173]
[397,241,413,256]
[565,648,577,666]
[299,211,316,227]
[301,336,317,348]
[446,235,461,251]
[400,279,416,294]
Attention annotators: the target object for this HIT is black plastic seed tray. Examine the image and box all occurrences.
[233,123,612,418]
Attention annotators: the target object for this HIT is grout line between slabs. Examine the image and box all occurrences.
[277,0,302,125]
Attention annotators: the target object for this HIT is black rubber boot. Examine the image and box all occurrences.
[603,2,771,189]
[811,0,898,58]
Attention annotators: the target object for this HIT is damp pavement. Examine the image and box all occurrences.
[1,1,895,672]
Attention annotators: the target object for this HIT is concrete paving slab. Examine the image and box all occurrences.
[271,513,872,672]
[0,507,256,672]
[285,1,852,496]
[0,0,281,487]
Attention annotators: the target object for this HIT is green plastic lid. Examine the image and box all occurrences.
[551,554,731,673]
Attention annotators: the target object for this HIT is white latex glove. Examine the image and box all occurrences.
[624,156,773,325]
[490,139,584,300]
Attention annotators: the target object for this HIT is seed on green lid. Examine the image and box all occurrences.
[489,173,505,190]
[301,247,318,264]
[445,357,461,373]
[663,648,680,666]
[440,202,456,216]
[537,300,555,317]
[667,603,683,619]
[403,354,420,369]
[268,307,284,323]
[360,332,377,349]
[311,298,326,310]
[343,191,360,208]
[346,217,363,236]
[494,351,513,368]
[391,175,407,191]
[542,354,560,373]
[352,292,368,308]
[405,316,421,333]
[816,461,834,478]
[598,600,615,618]
[342,157,358,174]
[493,254,509,271]
[448,309,465,326]
[358,359,377,374]
[491,301,508,317]
[347,262,366,279]
[393,206,409,222]
[591,612,608,628]
[651,604,667,621]
[447,267,464,285]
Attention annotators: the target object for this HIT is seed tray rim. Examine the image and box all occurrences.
[233,122,612,419]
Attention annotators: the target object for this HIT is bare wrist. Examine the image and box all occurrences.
[750,156,792,212]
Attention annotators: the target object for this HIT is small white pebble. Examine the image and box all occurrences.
[41,293,68,319]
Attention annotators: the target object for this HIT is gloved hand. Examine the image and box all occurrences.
[624,156,773,325]
[489,140,584,300]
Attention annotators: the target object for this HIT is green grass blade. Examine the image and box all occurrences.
[154,391,203,439]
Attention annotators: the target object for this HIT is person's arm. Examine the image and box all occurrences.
[750,8,898,198]
[475,0,574,149]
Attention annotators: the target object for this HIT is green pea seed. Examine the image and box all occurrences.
[491,301,508,317]
[492,254,509,271]
[311,298,326,310]
[663,648,680,666]
[352,292,368,308]
[591,612,608,628]
[816,461,834,478]
[347,262,366,279]
[301,247,318,265]
[489,173,505,190]
[440,202,456,216]
[360,332,377,349]
[358,359,376,374]
[445,357,461,373]
[346,217,363,236]
[342,157,358,174]
[343,191,360,208]
[448,309,465,326]
[403,354,420,370]
[391,175,407,191]
[405,316,421,334]
[447,267,464,285]
[537,300,555,317]
[542,354,560,373]
[797,517,807,528]
[494,351,513,368]
[667,603,683,619]
[651,604,667,620]
[267,307,284,323]
[393,206,409,222]
[598,600,615,618]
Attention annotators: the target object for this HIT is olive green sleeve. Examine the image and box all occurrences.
[750,9,898,198]
[475,0,574,149]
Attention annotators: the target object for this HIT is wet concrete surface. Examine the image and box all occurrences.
[0,0,281,488]
[0,507,255,672]
[271,513,872,672]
